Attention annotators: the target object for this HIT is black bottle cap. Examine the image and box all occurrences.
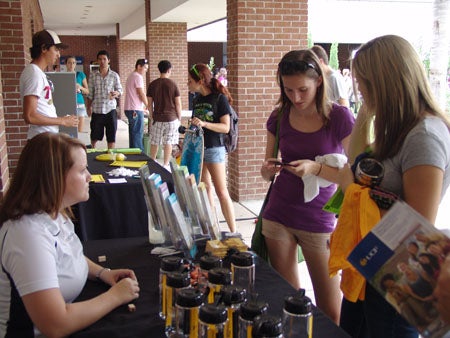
[160,256,182,272]
[284,293,312,315]
[199,254,222,271]
[221,285,247,305]
[208,267,232,285]
[239,300,268,321]
[176,288,204,307]
[230,251,255,267]
[199,304,228,324]
[252,314,283,337]
[166,271,190,288]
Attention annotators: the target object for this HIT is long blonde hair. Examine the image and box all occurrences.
[352,35,449,160]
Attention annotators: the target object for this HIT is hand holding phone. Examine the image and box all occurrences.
[267,159,295,167]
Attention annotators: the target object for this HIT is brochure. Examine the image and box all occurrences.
[348,201,450,337]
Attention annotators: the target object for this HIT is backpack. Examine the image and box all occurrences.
[225,105,238,153]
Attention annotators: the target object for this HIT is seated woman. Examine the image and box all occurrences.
[0,132,140,337]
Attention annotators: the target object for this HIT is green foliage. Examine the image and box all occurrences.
[329,42,339,70]
[207,57,215,71]
[307,32,313,48]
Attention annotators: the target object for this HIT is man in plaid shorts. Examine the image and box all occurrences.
[146,60,182,170]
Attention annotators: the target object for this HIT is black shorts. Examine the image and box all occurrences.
[90,110,117,143]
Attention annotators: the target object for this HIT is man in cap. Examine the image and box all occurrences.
[20,29,79,139]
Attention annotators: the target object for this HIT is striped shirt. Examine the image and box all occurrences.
[87,68,122,114]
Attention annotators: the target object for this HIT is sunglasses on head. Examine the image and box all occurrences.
[278,60,317,75]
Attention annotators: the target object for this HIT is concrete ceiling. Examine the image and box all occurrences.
[39,0,438,46]
[39,0,226,41]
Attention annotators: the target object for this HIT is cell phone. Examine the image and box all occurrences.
[267,160,294,167]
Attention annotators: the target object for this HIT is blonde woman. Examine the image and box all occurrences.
[337,35,450,338]
[66,56,89,132]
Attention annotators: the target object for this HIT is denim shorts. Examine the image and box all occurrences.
[204,146,225,163]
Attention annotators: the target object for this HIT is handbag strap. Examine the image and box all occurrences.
[269,107,283,184]
[273,107,282,157]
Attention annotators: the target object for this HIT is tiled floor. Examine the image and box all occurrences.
[78,117,450,306]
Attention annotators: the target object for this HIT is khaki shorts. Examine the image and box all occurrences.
[262,219,331,254]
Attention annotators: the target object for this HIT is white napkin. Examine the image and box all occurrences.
[302,153,348,202]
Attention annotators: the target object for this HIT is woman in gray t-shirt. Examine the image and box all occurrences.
[336,35,450,338]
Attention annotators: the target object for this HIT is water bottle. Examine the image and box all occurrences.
[230,252,255,294]
[174,288,204,337]
[238,300,269,338]
[159,256,183,319]
[221,285,247,338]
[207,267,232,304]
[252,315,283,337]
[197,254,222,294]
[199,304,229,338]
[282,290,313,338]
[165,272,191,337]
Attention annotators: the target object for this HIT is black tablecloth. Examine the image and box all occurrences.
[71,237,350,338]
[73,152,173,241]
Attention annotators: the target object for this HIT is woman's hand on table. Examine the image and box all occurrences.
[101,268,138,286]
[108,277,140,304]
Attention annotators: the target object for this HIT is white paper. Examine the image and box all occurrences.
[108,178,127,184]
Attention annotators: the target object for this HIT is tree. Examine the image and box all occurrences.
[329,42,339,70]
[429,0,449,112]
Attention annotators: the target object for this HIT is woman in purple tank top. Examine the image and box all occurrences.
[260,49,355,324]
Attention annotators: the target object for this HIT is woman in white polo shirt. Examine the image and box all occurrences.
[0,133,140,337]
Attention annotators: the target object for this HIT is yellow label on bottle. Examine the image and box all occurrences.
[162,274,167,317]
[226,308,234,338]
[190,308,199,338]
[208,324,218,338]
[165,287,173,327]
[247,325,252,338]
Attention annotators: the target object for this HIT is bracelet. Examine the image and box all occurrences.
[316,163,323,176]
[96,267,111,281]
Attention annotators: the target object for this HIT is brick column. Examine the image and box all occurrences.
[145,0,189,110]
[0,0,44,192]
[227,0,308,201]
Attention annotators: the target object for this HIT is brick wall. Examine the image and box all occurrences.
[60,35,119,77]
[0,68,7,197]
[116,38,146,114]
[145,2,189,111]
[227,0,309,201]
[0,0,43,192]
